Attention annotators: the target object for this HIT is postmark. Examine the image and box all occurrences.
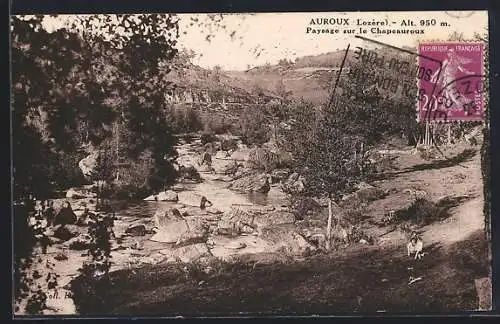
[332,37,486,126]
[334,35,443,120]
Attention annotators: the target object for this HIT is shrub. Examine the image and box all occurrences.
[167,105,203,134]
[203,115,233,135]
[247,147,280,172]
[220,138,238,152]
[235,106,270,146]
[289,195,323,221]
[395,198,442,225]
[200,132,218,145]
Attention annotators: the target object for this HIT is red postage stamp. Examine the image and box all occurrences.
[418,42,485,122]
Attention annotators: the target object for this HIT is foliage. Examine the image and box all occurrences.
[167,105,203,134]
[70,211,114,314]
[280,55,422,200]
[220,138,238,152]
[14,198,59,315]
[200,132,218,145]
[203,115,234,135]
[235,106,270,146]
[12,13,183,314]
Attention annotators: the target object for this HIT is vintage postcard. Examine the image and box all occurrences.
[11,11,491,316]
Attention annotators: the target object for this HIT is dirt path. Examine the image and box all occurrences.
[402,147,484,247]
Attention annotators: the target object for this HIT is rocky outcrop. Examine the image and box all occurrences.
[150,220,189,243]
[253,210,295,228]
[229,173,270,194]
[212,159,239,175]
[216,205,294,236]
[125,224,147,237]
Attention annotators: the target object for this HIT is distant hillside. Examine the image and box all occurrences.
[226,46,418,105]
[162,45,419,109]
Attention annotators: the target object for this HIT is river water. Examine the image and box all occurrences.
[22,137,290,315]
[110,178,288,219]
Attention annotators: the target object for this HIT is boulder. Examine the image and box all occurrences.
[150,220,189,243]
[214,150,231,159]
[198,151,213,166]
[66,187,97,199]
[144,190,179,202]
[217,206,257,236]
[159,243,211,263]
[209,236,275,261]
[212,159,239,175]
[230,147,252,161]
[229,173,270,194]
[153,208,184,228]
[53,225,76,242]
[171,184,187,192]
[253,210,295,228]
[288,232,316,255]
[198,164,215,173]
[178,165,202,182]
[247,147,280,171]
[176,217,209,246]
[206,207,223,215]
[54,252,68,261]
[220,138,238,152]
[177,192,209,208]
[176,230,208,246]
[78,152,99,180]
[225,241,247,249]
[125,224,147,236]
[64,233,92,250]
[157,190,179,202]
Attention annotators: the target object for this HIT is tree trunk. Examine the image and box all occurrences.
[326,198,333,251]
[447,123,451,145]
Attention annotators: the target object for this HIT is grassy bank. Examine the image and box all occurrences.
[71,230,489,315]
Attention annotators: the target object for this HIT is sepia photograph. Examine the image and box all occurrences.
[11,11,492,316]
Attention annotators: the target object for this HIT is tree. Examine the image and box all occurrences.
[237,105,270,146]
[283,58,419,249]
[12,14,183,314]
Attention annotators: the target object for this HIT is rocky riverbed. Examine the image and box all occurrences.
[26,135,345,315]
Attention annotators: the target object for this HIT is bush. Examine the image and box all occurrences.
[200,132,218,145]
[203,115,233,135]
[167,105,203,134]
[395,198,442,226]
[247,147,280,172]
[235,106,270,146]
[289,195,323,221]
[220,138,238,152]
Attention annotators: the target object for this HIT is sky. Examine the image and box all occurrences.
[36,11,488,71]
